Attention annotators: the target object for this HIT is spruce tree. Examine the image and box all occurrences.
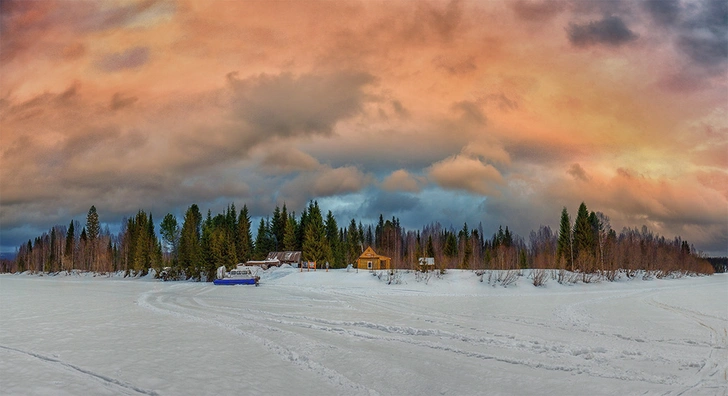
[271,206,283,248]
[572,202,594,268]
[237,205,253,263]
[426,235,435,258]
[65,220,75,269]
[302,201,330,265]
[86,206,99,270]
[254,218,272,260]
[86,206,100,241]
[324,211,342,267]
[283,214,298,251]
[556,207,573,270]
[160,213,180,262]
[179,204,202,280]
[347,218,361,265]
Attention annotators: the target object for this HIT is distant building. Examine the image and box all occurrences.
[266,251,302,267]
[357,246,391,271]
[418,257,435,272]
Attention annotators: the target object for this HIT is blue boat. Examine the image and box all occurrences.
[213,266,260,286]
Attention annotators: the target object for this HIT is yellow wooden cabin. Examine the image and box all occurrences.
[357,246,391,271]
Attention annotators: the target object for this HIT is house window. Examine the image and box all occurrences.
[367,261,372,269]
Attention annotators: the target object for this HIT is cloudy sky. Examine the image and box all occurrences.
[1,0,726,256]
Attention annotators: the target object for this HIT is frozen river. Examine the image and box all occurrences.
[1,269,726,395]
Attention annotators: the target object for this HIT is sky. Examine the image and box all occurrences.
[0,0,726,257]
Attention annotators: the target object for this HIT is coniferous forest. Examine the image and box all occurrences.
[6,201,716,280]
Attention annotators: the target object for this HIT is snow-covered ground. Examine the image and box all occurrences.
[1,268,726,396]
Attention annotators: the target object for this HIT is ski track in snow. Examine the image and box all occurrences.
[0,345,159,396]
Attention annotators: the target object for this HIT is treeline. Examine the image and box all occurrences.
[13,206,163,275]
[8,201,714,279]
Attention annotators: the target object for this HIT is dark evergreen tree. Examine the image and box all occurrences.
[86,206,100,241]
[324,211,343,267]
[375,214,385,249]
[254,218,272,260]
[283,214,298,251]
[86,206,100,270]
[346,218,361,265]
[573,202,594,269]
[160,213,180,263]
[271,205,284,249]
[302,201,330,264]
[237,205,254,263]
[556,207,573,270]
[179,204,202,280]
[365,225,374,248]
[65,220,75,269]
[426,235,435,258]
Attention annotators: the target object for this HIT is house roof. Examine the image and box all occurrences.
[266,251,302,262]
[358,246,391,261]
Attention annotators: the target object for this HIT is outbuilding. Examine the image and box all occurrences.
[266,251,303,267]
[357,246,391,271]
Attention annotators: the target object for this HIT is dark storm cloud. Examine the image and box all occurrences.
[97,46,150,72]
[567,16,638,47]
[643,0,681,27]
[228,71,375,142]
[362,191,421,218]
[676,0,728,69]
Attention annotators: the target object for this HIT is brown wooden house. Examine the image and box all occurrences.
[357,246,391,271]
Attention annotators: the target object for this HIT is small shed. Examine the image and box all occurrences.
[266,251,303,267]
[418,257,435,272]
[357,246,391,271]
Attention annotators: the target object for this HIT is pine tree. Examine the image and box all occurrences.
[86,206,100,270]
[347,218,361,265]
[179,204,202,280]
[65,220,75,270]
[324,211,342,267]
[86,206,100,241]
[283,214,298,251]
[573,202,594,270]
[160,213,180,263]
[302,201,330,265]
[426,235,435,258]
[254,218,272,260]
[556,207,572,270]
[237,205,253,263]
[444,232,458,267]
[460,223,473,269]
[271,205,283,249]
[375,214,384,249]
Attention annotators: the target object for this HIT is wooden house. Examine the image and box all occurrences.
[357,246,391,271]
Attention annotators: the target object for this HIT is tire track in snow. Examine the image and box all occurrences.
[648,298,728,395]
[188,289,679,386]
[0,345,159,395]
[137,288,378,396]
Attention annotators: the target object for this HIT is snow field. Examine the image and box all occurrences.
[1,268,726,395]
